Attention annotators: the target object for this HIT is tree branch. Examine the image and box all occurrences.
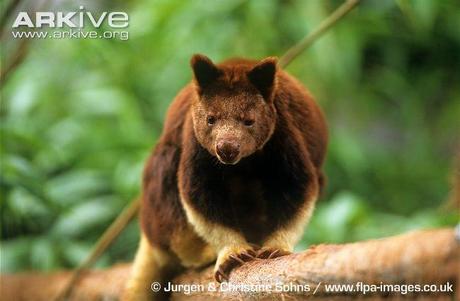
[1,228,458,301]
[279,0,360,68]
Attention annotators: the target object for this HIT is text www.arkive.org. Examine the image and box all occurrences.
[11,29,128,40]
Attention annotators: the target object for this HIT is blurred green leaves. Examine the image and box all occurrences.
[1,0,459,272]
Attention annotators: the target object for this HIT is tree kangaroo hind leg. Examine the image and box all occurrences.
[122,234,180,301]
[170,224,216,269]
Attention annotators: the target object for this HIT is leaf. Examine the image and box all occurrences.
[51,197,119,238]
[46,170,110,206]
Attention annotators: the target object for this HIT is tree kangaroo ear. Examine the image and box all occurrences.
[190,54,222,90]
[247,57,278,101]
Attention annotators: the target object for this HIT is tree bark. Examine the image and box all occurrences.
[1,228,458,301]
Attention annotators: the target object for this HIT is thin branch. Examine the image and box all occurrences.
[279,0,360,68]
[0,0,21,33]
[0,38,28,85]
[1,0,53,85]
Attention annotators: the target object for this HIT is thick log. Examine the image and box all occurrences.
[1,228,458,301]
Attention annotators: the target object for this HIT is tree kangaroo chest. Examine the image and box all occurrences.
[219,175,270,243]
[184,152,310,244]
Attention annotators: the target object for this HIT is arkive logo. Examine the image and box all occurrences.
[12,6,129,28]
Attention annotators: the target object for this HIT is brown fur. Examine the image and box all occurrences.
[123,54,328,301]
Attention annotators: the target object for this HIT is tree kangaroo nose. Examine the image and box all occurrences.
[216,140,240,163]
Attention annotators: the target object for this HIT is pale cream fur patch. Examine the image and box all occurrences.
[170,224,216,268]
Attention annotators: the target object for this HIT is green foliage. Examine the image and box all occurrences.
[1,0,459,272]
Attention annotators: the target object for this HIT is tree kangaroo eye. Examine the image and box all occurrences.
[207,116,216,126]
[243,119,255,127]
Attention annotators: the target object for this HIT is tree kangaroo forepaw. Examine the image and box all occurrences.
[214,246,256,282]
[257,247,291,259]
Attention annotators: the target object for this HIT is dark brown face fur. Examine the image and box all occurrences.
[190,54,278,165]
